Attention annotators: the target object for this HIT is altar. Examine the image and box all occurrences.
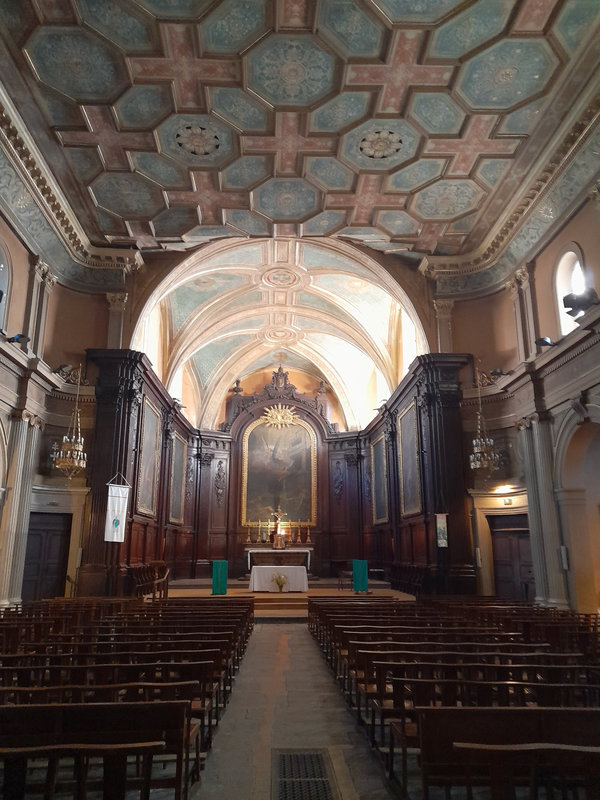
[249,565,308,592]
[246,547,312,572]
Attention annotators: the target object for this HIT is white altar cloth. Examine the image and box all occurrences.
[249,565,308,592]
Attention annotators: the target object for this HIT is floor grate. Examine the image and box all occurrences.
[273,749,341,800]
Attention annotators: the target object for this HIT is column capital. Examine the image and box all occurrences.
[515,266,530,290]
[13,409,45,430]
[433,299,454,318]
[31,257,56,289]
[106,292,128,312]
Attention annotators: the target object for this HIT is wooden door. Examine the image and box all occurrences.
[487,514,535,601]
[21,512,71,602]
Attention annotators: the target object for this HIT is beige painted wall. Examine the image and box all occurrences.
[44,284,109,369]
[452,287,518,374]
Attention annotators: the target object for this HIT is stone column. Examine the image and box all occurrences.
[433,299,454,353]
[106,293,128,349]
[516,416,549,604]
[7,415,42,602]
[516,265,536,361]
[527,413,570,608]
[0,411,43,605]
[506,277,526,364]
[24,258,56,356]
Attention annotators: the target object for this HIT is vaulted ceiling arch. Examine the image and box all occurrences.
[132,236,429,430]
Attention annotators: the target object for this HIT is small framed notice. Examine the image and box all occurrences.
[436,513,448,548]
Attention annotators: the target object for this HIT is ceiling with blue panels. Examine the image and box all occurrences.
[0,0,597,297]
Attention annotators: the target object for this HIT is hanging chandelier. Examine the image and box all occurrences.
[55,365,87,479]
[469,367,499,473]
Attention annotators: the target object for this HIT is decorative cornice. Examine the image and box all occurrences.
[0,99,141,276]
[537,331,600,380]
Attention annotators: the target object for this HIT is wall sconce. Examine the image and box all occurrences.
[535,337,557,347]
[4,333,30,344]
[563,288,599,317]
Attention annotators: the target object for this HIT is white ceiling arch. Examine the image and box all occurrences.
[132,237,430,430]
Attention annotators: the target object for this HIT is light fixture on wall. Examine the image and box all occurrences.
[55,365,87,480]
[563,287,599,317]
[3,333,30,344]
[469,365,500,474]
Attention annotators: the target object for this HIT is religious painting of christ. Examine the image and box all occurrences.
[241,418,317,526]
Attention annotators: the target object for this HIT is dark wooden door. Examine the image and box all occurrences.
[21,513,71,602]
[487,513,535,601]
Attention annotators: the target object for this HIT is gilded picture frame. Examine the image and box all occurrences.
[241,416,317,526]
[136,397,161,516]
[397,399,422,516]
[169,432,186,525]
[371,433,388,524]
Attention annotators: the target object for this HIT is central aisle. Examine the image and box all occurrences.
[197,621,396,800]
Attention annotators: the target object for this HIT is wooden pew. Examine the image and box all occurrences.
[416,707,600,800]
[0,701,189,800]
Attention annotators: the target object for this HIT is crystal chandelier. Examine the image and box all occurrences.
[469,367,499,473]
[55,365,87,479]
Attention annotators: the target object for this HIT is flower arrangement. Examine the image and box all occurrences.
[272,572,288,592]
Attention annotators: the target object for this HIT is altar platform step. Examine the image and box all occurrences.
[167,578,398,619]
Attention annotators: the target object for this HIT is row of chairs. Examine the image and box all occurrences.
[0,596,254,799]
[309,596,600,798]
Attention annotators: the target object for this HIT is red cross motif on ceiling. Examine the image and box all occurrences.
[415,222,448,254]
[167,171,248,225]
[126,221,160,249]
[325,174,406,226]
[243,113,337,175]
[57,107,155,170]
[129,24,238,110]
[513,0,559,32]
[345,31,454,114]
[423,115,520,175]
[278,0,314,28]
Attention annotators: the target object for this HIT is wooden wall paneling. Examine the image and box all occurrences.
[83,350,148,596]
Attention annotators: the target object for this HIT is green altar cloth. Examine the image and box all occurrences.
[352,559,368,593]
[212,560,228,595]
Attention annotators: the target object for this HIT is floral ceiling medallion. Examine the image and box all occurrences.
[262,404,298,429]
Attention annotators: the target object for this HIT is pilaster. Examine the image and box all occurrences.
[0,411,43,605]
[106,293,128,349]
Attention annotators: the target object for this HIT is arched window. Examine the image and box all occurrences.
[555,247,589,335]
[0,242,10,333]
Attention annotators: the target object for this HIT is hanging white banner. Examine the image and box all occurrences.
[104,484,130,542]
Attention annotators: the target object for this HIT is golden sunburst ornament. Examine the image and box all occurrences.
[263,404,298,429]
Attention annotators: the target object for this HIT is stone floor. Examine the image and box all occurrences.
[196,621,397,800]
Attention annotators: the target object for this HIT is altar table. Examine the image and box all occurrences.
[246,548,312,571]
[249,565,308,592]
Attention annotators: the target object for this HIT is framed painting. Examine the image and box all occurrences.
[397,400,422,516]
[169,433,186,525]
[241,414,317,526]
[136,397,161,516]
[371,433,388,524]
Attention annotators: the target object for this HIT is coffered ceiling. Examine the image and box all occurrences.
[0,0,599,298]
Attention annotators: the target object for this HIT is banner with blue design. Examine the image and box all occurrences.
[104,484,130,542]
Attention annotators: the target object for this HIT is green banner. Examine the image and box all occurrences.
[352,559,368,592]
[212,560,228,595]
